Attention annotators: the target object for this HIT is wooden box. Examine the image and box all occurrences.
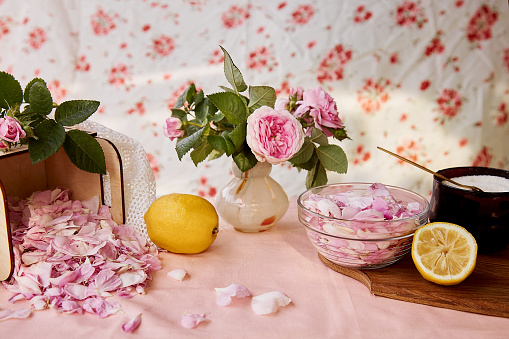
[0,137,125,281]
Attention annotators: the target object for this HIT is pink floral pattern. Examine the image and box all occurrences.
[0,1,507,198]
[466,4,499,47]
[394,1,428,29]
[317,44,353,83]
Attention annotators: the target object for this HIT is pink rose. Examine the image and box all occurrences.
[274,98,289,111]
[294,86,343,137]
[246,106,305,164]
[163,117,184,140]
[0,116,26,143]
[290,86,304,100]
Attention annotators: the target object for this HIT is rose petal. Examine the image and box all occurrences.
[181,312,208,329]
[0,308,31,321]
[122,313,142,333]
[215,283,251,306]
[168,269,187,281]
[251,291,291,315]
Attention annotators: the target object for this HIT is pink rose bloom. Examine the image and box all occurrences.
[246,106,305,164]
[274,98,289,111]
[294,86,343,137]
[0,116,26,143]
[290,86,304,100]
[163,117,184,140]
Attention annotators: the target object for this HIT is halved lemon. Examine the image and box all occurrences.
[411,222,477,286]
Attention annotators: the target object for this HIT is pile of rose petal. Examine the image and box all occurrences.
[3,188,161,318]
[301,183,424,267]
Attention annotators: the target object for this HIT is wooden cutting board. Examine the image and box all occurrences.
[319,248,509,318]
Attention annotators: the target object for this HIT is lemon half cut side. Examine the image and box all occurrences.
[411,222,477,286]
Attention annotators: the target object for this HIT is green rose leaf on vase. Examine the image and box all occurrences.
[221,46,247,93]
[207,92,248,125]
[248,86,277,111]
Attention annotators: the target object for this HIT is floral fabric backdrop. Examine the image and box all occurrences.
[0,0,508,198]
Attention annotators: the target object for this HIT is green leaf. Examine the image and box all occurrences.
[248,86,276,110]
[0,71,23,109]
[171,108,187,121]
[220,46,247,93]
[24,78,46,103]
[194,89,205,106]
[27,81,53,115]
[289,139,315,164]
[28,119,66,164]
[63,130,106,174]
[222,132,236,156]
[306,160,327,189]
[210,111,225,122]
[207,149,225,161]
[207,92,247,125]
[207,134,228,153]
[316,144,348,174]
[232,146,257,172]
[190,140,214,165]
[295,151,318,171]
[195,97,217,122]
[55,100,100,126]
[309,128,329,146]
[219,86,236,93]
[174,83,196,108]
[228,120,246,150]
[175,127,204,160]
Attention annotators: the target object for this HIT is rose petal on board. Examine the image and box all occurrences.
[0,308,31,321]
[251,291,291,315]
[215,283,251,306]
[168,269,187,281]
[181,312,208,329]
[122,313,142,333]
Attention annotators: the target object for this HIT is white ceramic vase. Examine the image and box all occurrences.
[214,161,289,232]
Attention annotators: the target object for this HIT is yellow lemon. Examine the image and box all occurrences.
[411,222,477,286]
[144,193,219,254]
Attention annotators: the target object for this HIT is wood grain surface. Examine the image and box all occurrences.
[319,248,509,318]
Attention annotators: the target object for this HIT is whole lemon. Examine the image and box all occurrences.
[144,193,219,254]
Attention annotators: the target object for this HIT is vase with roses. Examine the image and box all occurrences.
[166,47,349,232]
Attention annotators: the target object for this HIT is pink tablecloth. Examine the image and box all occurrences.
[1,199,508,338]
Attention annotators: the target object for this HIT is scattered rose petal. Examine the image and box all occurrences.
[122,313,142,333]
[168,269,187,281]
[0,308,31,321]
[215,283,251,306]
[251,291,291,315]
[181,312,208,329]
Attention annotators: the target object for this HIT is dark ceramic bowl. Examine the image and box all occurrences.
[429,167,509,253]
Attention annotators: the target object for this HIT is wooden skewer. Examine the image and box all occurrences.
[377,146,484,193]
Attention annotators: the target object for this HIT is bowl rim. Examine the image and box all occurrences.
[434,166,509,196]
[297,182,430,241]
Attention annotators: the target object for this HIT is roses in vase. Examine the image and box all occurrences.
[166,47,349,189]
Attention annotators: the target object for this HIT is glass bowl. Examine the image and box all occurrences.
[297,183,430,269]
[430,166,509,254]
